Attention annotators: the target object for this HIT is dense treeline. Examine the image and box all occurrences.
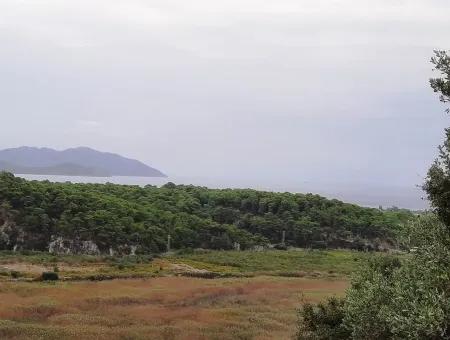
[0,172,412,254]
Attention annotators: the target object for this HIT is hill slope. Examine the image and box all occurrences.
[0,173,413,254]
[0,147,166,177]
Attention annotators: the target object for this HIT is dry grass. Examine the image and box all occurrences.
[0,250,359,338]
[0,276,348,339]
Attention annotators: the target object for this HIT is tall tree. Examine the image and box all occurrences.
[297,51,450,340]
[424,50,450,227]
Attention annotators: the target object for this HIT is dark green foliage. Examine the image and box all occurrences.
[430,50,450,108]
[10,271,20,279]
[297,297,350,340]
[273,243,288,250]
[41,272,59,281]
[0,172,412,253]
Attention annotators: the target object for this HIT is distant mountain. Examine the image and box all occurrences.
[0,147,166,177]
[0,160,110,177]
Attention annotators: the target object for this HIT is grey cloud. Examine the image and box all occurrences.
[0,0,449,209]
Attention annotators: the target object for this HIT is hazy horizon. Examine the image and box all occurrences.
[1,0,449,209]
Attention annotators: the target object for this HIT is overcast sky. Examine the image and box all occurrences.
[1,0,449,205]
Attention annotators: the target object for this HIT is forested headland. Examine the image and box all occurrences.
[0,172,413,255]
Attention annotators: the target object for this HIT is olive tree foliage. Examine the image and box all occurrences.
[297,51,450,340]
[340,51,450,339]
[297,215,449,340]
[425,50,450,226]
[296,297,349,340]
[344,215,450,340]
[430,50,450,109]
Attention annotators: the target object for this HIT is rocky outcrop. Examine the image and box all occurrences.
[1,205,139,256]
[48,236,140,256]
[48,237,101,255]
[0,224,11,247]
[0,205,25,251]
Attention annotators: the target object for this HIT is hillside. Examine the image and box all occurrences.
[0,146,166,177]
[0,173,413,254]
[0,160,110,177]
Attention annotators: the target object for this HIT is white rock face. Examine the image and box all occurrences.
[79,240,100,255]
[0,220,25,250]
[47,237,140,256]
[130,245,137,256]
[48,237,100,255]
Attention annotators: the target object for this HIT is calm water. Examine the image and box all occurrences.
[16,174,428,210]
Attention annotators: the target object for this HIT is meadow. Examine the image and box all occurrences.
[168,249,374,277]
[0,249,387,339]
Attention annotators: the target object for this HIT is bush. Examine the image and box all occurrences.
[342,256,400,339]
[296,297,349,340]
[115,261,136,270]
[297,215,450,340]
[10,271,20,279]
[344,215,450,340]
[41,272,59,281]
[273,243,288,250]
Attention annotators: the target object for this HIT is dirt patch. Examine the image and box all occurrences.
[0,263,106,276]
[0,263,49,274]
[168,263,210,274]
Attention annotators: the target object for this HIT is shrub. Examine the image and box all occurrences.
[296,297,349,340]
[115,261,135,270]
[342,256,400,339]
[10,271,20,279]
[41,272,59,281]
[343,215,450,339]
[273,243,288,250]
[297,215,450,340]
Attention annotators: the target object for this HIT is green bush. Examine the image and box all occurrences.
[297,215,450,340]
[296,297,349,340]
[344,215,450,339]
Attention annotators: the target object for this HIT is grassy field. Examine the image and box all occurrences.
[0,249,387,339]
[168,249,374,277]
[0,276,348,339]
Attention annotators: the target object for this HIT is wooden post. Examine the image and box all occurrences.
[281,230,286,245]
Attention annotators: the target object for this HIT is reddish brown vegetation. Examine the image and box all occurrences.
[0,277,347,339]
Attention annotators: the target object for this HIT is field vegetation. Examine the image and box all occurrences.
[0,249,380,281]
[169,249,379,277]
[0,276,348,340]
[0,249,364,339]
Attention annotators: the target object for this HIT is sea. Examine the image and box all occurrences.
[16,174,428,211]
